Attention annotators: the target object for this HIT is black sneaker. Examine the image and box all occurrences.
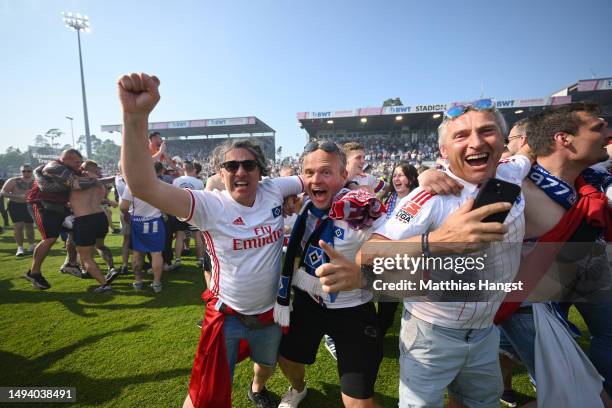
[105,268,121,284]
[500,390,518,407]
[119,265,129,275]
[94,283,112,294]
[196,320,203,329]
[24,270,51,290]
[248,384,276,408]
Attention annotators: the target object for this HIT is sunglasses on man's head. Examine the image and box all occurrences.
[444,99,495,120]
[220,160,259,173]
[303,140,340,154]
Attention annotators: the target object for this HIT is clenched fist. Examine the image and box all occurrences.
[117,73,161,115]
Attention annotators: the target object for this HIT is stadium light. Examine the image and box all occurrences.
[326,120,334,124]
[65,116,75,147]
[360,117,367,123]
[432,113,441,119]
[514,109,524,114]
[395,115,403,121]
[61,11,92,157]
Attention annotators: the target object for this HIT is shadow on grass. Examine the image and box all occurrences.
[0,324,190,405]
[299,383,397,407]
[0,277,203,318]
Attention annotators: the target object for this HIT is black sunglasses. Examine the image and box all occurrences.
[221,160,259,173]
[303,140,340,154]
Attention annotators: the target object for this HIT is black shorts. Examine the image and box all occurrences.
[279,289,383,399]
[202,247,212,271]
[73,212,109,247]
[8,201,33,224]
[32,202,69,240]
[167,214,199,232]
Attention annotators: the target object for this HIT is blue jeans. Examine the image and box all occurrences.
[223,315,281,382]
[574,302,612,395]
[499,311,537,380]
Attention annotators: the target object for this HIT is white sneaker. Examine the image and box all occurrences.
[278,386,307,408]
[324,335,337,360]
[15,247,25,257]
[150,282,162,293]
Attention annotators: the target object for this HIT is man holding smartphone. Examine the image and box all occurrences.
[318,100,533,407]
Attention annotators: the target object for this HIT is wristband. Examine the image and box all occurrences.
[421,232,430,257]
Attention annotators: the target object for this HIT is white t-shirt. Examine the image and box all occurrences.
[173,175,204,190]
[115,175,126,203]
[353,173,386,194]
[121,185,162,219]
[181,176,304,315]
[374,155,531,329]
[301,212,386,309]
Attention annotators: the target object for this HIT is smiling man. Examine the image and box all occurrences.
[117,73,304,408]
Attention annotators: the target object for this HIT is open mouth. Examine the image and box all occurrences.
[234,181,248,188]
[311,187,327,201]
[465,152,490,167]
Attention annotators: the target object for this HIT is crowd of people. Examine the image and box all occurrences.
[2,71,610,408]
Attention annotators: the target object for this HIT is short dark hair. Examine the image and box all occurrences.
[193,162,202,175]
[148,131,161,140]
[527,102,601,156]
[61,148,83,159]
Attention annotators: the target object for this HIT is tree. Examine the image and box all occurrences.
[92,138,120,166]
[276,146,283,161]
[76,134,102,157]
[382,97,403,107]
[44,129,64,149]
[34,134,50,147]
[0,147,26,175]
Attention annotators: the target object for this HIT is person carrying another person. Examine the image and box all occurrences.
[25,149,108,290]
[117,72,304,408]
[343,142,387,195]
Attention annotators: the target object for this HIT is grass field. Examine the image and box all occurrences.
[2,209,590,407]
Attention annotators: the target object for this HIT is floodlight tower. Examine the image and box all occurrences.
[61,11,92,157]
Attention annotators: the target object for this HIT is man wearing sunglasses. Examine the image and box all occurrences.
[117,73,304,408]
[318,99,533,408]
[1,164,36,256]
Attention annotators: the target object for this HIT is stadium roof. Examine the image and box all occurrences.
[297,77,612,136]
[101,116,275,137]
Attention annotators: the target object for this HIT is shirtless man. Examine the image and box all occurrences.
[69,160,119,293]
[1,164,35,256]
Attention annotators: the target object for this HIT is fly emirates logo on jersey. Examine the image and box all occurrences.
[232,225,284,251]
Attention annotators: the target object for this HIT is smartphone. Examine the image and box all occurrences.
[472,178,521,223]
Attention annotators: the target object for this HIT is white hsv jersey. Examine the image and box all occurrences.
[121,185,162,219]
[115,175,127,203]
[375,155,531,329]
[353,174,386,194]
[173,175,204,190]
[302,213,386,309]
[181,176,304,315]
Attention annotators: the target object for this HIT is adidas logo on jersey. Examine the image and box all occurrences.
[232,216,245,225]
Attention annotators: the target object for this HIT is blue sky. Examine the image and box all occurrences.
[2,0,611,156]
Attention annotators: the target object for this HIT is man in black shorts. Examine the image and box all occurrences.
[25,149,109,290]
[1,164,35,256]
[277,141,384,408]
[70,160,119,293]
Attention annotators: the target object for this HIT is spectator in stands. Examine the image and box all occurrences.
[70,160,120,293]
[1,164,35,256]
